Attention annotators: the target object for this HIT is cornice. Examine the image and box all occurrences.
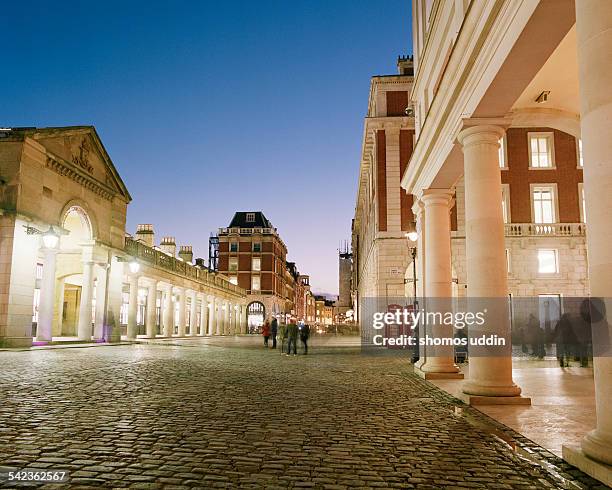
[46,154,118,201]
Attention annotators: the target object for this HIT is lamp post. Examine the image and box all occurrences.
[405,231,418,303]
[29,226,61,342]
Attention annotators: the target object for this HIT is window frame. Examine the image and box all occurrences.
[527,132,556,169]
[252,257,261,272]
[499,134,508,170]
[251,275,261,292]
[229,241,238,253]
[577,138,584,168]
[530,183,558,224]
[252,242,262,252]
[246,213,255,222]
[537,249,559,275]
[228,257,238,272]
[501,183,511,223]
[578,183,586,223]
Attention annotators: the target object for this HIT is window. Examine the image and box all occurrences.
[252,257,261,271]
[229,276,238,285]
[501,184,511,223]
[498,135,508,169]
[528,132,555,168]
[577,139,583,167]
[253,242,261,252]
[505,248,511,273]
[35,263,43,280]
[532,185,557,223]
[246,213,255,222]
[228,257,238,272]
[251,276,261,291]
[579,184,586,223]
[32,288,40,324]
[230,242,238,252]
[537,249,559,274]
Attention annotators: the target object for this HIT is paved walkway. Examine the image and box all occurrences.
[0,340,606,489]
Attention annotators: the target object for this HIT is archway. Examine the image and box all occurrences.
[61,205,92,250]
[247,301,265,334]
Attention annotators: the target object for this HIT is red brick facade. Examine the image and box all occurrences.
[502,127,583,223]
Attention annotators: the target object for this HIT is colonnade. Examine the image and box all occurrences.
[35,251,248,342]
[413,0,612,469]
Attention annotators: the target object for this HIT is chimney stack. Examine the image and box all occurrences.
[178,245,193,263]
[160,236,176,257]
[397,55,414,76]
[135,224,155,247]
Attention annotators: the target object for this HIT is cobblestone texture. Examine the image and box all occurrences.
[0,341,606,489]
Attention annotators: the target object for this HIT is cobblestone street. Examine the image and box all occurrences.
[0,340,606,489]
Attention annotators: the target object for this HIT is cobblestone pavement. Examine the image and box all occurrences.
[0,340,606,489]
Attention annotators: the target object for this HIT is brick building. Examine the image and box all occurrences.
[217,211,315,329]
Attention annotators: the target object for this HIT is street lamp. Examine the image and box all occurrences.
[128,260,140,274]
[404,229,418,303]
[42,226,60,249]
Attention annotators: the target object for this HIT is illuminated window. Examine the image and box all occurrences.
[579,184,586,223]
[252,257,261,271]
[538,249,559,274]
[32,288,40,324]
[229,276,238,285]
[501,184,511,223]
[505,249,511,273]
[251,276,260,291]
[577,139,583,167]
[499,135,507,168]
[532,185,556,223]
[528,132,555,168]
[229,257,238,272]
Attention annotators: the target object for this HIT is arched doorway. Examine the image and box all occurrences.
[247,301,265,334]
[55,205,95,338]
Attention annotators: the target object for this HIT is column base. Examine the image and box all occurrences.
[563,445,612,487]
[414,366,464,380]
[460,393,531,406]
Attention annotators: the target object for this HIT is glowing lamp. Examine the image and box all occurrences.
[405,231,418,242]
[128,260,140,274]
[42,226,60,249]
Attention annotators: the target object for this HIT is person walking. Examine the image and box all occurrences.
[279,320,287,355]
[300,323,311,355]
[286,318,298,356]
[262,320,270,348]
[270,316,278,349]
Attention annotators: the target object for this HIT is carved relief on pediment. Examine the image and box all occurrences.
[72,138,94,174]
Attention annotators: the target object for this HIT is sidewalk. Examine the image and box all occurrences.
[429,360,596,457]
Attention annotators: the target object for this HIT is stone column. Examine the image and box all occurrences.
[241,304,248,334]
[106,254,125,343]
[36,248,58,342]
[126,273,139,340]
[415,190,462,379]
[216,299,222,335]
[208,296,216,335]
[189,290,197,336]
[93,264,107,340]
[199,295,207,336]
[457,125,525,403]
[563,0,612,472]
[163,286,174,337]
[176,288,186,337]
[223,301,229,335]
[77,259,95,341]
[145,280,158,338]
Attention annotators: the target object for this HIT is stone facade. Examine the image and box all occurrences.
[352,62,416,325]
[0,126,246,347]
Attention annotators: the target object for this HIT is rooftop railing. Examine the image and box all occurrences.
[218,227,277,235]
[124,237,245,295]
[504,223,586,237]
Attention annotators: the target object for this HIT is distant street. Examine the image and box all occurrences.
[0,339,603,489]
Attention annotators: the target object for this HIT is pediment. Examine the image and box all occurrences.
[31,126,131,202]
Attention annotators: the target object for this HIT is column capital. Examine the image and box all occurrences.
[457,124,505,148]
[420,189,454,207]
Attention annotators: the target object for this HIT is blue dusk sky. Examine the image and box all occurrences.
[2,1,412,295]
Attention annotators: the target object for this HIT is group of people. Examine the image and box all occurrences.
[261,317,311,355]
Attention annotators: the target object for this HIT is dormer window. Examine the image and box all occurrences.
[246,213,255,222]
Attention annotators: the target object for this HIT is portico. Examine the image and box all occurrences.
[405,0,612,483]
[0,126,246,350]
